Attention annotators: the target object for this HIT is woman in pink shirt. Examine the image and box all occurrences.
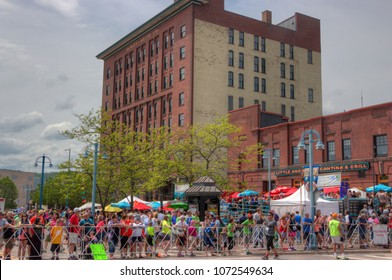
[187,220,197,256]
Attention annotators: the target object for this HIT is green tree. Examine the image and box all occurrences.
[0,177,19,209]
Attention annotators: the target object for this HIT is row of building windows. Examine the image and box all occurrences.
[228,28,314,64]
[261,135,388,168]
[106,25,187,80]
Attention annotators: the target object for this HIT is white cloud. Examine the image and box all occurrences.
[35,0,80,18]
[55,95,76,111]
[0,38,31,62]
[0,138,31,155]
[40,121,73,140]
[0,111,44,133]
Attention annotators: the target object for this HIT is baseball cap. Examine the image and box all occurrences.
[332,213,338,218]
[73,208,81,213]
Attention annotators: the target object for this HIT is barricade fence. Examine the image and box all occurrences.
[1,222,391,260]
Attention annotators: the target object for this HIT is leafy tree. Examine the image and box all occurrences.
[0,176,19,210]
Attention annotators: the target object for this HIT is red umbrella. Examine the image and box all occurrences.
[133,201,151,211]
[230,192,240,199]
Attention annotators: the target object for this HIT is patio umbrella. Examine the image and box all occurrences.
[133,201,151,211]
[104,205,123,213]
[147,201,162,210]
[168,201,189,209]
[230,192,240,199]
[238,189,258,197]
[366,184,392,193]
[110,201,131,209]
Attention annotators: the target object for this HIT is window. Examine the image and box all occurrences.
[254,56,259,72]
[254,35,259,50]
[106,68,111,79]
[156,38,159,54]
[239,52,244,68]
[254,99,259,104]
[150,42,155,56]
[290,84,295,99]
[281,104,286,116]
[280,42,285,57]
[164,34,169,49]
[155,61,159,75]
[239,31,244,46]
[374,135,388,157]
[163,56,168,70]
[180,25,186,38]
[105,85,110,96]
[162,99,166,115]
[228,50,234,66]
[327,141,336,161]
[163,76,167,89]
[228,71,234,87]
[261,37,266,52]
[149,63,153,76]
[261,58,266,73]
[180,46,185,59]
[342,139,351,160]
[169,73,173,87]
[148,104,152,119]
[289,45,294,59]
[254,77,259,92]
[179,92,185,106]
[170,31,174,46]
[228,28,234,44]
[179,67,185,80]
[261,101,266,111]
[273,149,280,166]
[307,50,313,64]
[261,78,266,93]
[292,146,299,164]
[228,95,234,111]
[154,80,158,93]
[239,97,244,108]
[280,63,285,78]
[178,114,185,127]
[170,53,174,68]
[308,88,314,103]
[168,97,172,113]
[238,73,244,89]
[280,83,286,97]
[290,65,294,80]
[290,106,295,122]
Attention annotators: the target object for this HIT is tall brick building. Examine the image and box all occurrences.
[228,102,392,192]
[97,0,322,131]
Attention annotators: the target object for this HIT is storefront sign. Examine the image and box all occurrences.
[276,161,370,177]
[317,173,342,188]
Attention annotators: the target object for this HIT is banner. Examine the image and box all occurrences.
[317,173,342,188]
[373,224,388,245]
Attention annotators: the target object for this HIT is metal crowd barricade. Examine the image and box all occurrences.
[1,221,391,259]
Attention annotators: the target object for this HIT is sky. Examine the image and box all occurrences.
[0,0,391,172]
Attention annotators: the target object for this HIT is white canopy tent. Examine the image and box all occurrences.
[270,185,339,217]
[349,187,366,198]
[79,202,102,210]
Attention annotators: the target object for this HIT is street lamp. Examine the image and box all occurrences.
[297,129,324,250]
[34,154,53,209]
[84,143,108,217]
[262,148,272,202]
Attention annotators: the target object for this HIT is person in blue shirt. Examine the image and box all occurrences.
[294,211,302,242]
[302,213,313,250]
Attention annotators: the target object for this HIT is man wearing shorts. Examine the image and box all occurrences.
[329,213,347,259]
[68,208,81,260]
[262,212,279,260]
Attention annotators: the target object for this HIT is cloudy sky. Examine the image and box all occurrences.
[1,0,391,172]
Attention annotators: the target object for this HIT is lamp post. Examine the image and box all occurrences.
[84,143,107,217]
[263,148,272,202]
[297,129,324,250]
[64,148,71,208]
[34,154,53,209]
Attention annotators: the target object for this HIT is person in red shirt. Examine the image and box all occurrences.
[120,214,133,258]
[68,208,81,260]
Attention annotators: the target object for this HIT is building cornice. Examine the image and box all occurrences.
[96,0,208,60]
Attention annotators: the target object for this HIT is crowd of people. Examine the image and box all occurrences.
[0,189,391,260]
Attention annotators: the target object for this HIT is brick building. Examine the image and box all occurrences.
[0,169,36,209]
[228,102,392,192]
[97,0,322,131]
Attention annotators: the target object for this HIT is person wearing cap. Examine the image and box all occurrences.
[241,214,254,255]
[329,212,347,259]
[68,208,81,260]
[174,215,188,257]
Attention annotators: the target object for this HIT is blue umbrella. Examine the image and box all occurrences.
[147,201,162,210]
[238,189,259,197]
[110,201,131,209]
[366,184,392,193]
